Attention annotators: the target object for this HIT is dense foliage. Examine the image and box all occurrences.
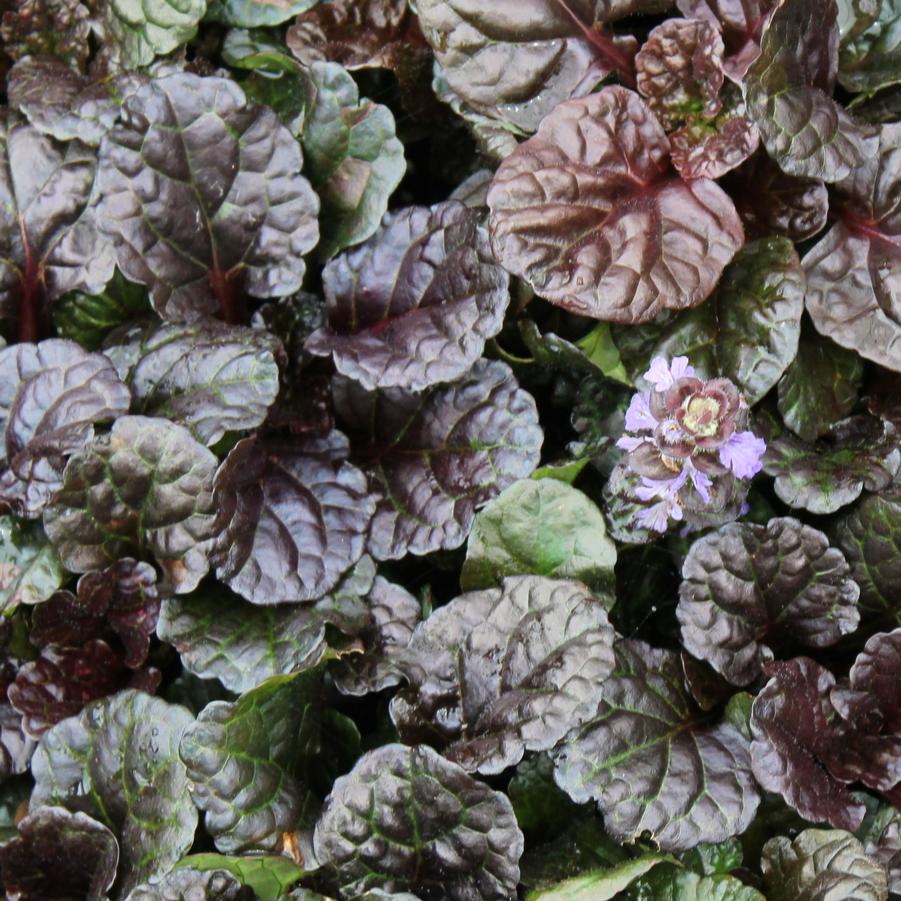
[0,0,898,898]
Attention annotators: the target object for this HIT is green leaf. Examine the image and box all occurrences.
[300,62,405,259]
[206,0,318,26]
[0,516,64,616]
[635,238,805,404]
[221,27,300,75]
[43,416,218,593]
[54,271,150,350]
[527,854,677,900]
[175,854,307,901]
[30,690,197,897]
[778,325,864,442]
[762,828,889,901]
[517,320,631,384]
[623,866,766,900]
[461,479,617,593]
[509,755,578,836]
[179,671,323,853]
[681,840,744,876]
[839,0,901,95]
[97,0,207,67]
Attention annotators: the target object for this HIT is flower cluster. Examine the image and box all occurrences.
[617,357,766,533]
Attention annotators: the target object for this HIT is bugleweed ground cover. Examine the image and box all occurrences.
[0,0,898,898]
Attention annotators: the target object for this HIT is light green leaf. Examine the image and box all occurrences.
[527,854,677,900]
[175,853,307,901]
[206,0,318,26]
[98,0,207,67]
[0,516,64,616]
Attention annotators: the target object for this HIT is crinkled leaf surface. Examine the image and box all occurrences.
[0,806,119,901]
[0,112,115,339]
[677,517,860,686]
[487,87,744,324]
[0,0,91,67]
[391,575,616,774]
[832,488,901,625]
[206,0,318,26]
[157,557,376,693]
[208,431,374,604]
[125,868,255,901]
[0,515,64,615]
[553,640,760,850]
[803,123,901,371]
[175,854,305,901]
[745,0,869,181]
[108,319,281,445]
[762,416,901,514]
[839,0,901,94]
[415,0,647,131]
[97,73,319,322]
[0,339,131,517]
[42,415,217,592]
[30,690,197,897]
[625,237,804,404]
[778,326,864,442]
[762,828,889,901]
[334,359,542,560]
[833,628,901,732]
[668,102,760,181]
[313,743,523,899]
[622,866,766,900]
[461,479,617,592]
[750,658,876,830]
[179,671,322,853]
[95,0,206,68]
[299,62,405,260]
[306,201,510,392]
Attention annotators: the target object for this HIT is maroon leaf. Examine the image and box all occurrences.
[487,87,744,324]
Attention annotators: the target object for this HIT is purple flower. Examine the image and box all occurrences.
[644,355,696,390]
[719,430,766,479]
[624,391,655,432]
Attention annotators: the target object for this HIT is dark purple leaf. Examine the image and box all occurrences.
[678,517,860,686]
[726,152,830,242]
[833,629,901,733]
[313,743,523,899]
[554,640,759,850]
[804,123,901,372]
[761,415,901,514]
[0,703,36,781]
[745,0,869,181]
[8,640,159,737]
[0,807,119,901]
[676,0,778,79]
[390,575,615,774]
[334,359,542,560]
[306,201,510,391]
[125,868,255,901]
[209,431,374,605]
[0,0,90,68]
[42,416,218,593]
[487,87,744,324]
[669,103,760,179]
[414,0,645,131]
[0,340,130,518]
[97,73,319,323]
[0,112,115,342]
[832,488,901,626]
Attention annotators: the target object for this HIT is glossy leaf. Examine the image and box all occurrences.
[174,854,305,901]
[207,431,374,604]
[678,517,860,686]
[313,743,523,899]
[487,87,744,324]
[391,575,616,773]
[0,339,131,517]
[125,868,255,901]
[43,415,218,592]
[553,640,760,850]
[299,62,405,259]
[157,558,376,693]
[0,0,91,67]
[625,238,804,405]
[761,416,901,514]
[0,807,119,901]
[0,112,115,341]
[0,515,64,615]
[179,671,322,853]
[622,866,766,900]
[833,628,901,732]
[778,326,864,442]
[668,103,760,180]
[108,319,281,445]
[745,0,869,181]
[97,73,319,323]
[461,478,617,592]
[334,359,542,560]
[803,123,901,372]
[306,201,510,391]
[206,0,318,26]
[527,854,677,900]
[839,0,901,95]
[762,829,889,901]
[832,488,901,625]
[30,690,198,896]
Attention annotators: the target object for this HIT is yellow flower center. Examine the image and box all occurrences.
[682,395,721,437]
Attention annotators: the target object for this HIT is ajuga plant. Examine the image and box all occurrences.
[0,0,898,900]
